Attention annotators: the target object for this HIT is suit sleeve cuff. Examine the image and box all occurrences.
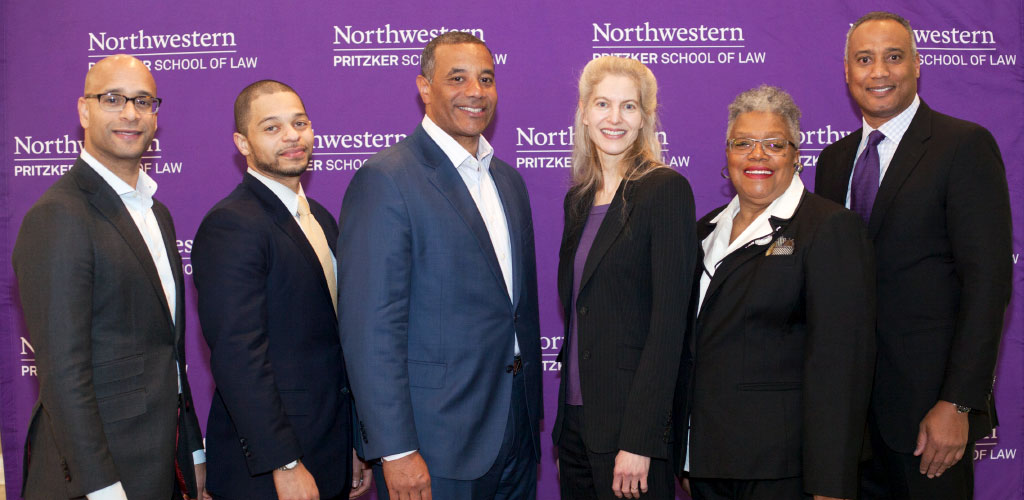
[382,450,417,461]
[86,481,128,500]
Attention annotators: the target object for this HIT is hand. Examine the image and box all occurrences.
[272,461,320,500]
[191,462,212,500]
[350,449,373,498]
[611,450,650,499]
[381,451,431,500]
[913,401,969,478]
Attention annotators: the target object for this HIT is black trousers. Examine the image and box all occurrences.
[557,404,675,500]
[689,477,811,500]
[859,418,975,500]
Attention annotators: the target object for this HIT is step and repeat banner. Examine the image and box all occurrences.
[1,1,1021,498]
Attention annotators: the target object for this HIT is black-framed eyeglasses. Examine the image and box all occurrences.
[84,93,162,114]
[727,137,797,156]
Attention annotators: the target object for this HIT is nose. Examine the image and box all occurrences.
[283,124,300,141]
[748,141,768,159]
[609,106,622,124]
[118,100,140,121]
[465,78,483,97]
[869,59,890,79]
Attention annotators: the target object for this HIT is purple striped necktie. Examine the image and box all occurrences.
[850,130,886,223]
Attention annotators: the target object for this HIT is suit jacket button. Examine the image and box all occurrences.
[245,451,253,458]
[65,474,72,482]
[514,313,520,321]
[579,306,589,316]
[582,350,591,360]
[340,387,351,395]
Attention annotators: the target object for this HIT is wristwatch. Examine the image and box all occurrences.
[278,459,300,471]
[954,403,972,414]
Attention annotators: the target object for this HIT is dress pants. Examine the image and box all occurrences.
[689,476,811,500]
[859,418,975,500]
[373,368,537,500]
[558,404,675,499]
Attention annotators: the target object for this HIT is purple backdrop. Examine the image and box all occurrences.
[2,1,1021,498]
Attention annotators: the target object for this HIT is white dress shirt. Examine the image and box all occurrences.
[844,94,920,207]
[81,151,205,500]
[382,116,519,463]
[685,174,805,471]
[246,168,337,272]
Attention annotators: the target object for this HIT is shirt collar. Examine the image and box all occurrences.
[81,149,158,200]
[247,168,305,217]
[861,94,920,145]
[421,115,494,173]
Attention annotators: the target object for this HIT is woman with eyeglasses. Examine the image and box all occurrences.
[552,56,696,499]
[676,85,876,500]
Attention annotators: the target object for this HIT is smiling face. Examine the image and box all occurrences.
[845,19,920,128]
[417,42,496,155]
[78,56,158,173]
[726,111,798,213]
[582,74,643,170]
[233,91,313,186]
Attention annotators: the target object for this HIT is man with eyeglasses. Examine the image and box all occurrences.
[12,54,208,500]
[815,11,1012,499]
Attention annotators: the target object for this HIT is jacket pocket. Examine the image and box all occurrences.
[408,360,446,389]
[93,354,144,384]
[736,381,801,391]
[97,388,146,423]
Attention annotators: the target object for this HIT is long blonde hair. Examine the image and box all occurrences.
[569,56,664,216]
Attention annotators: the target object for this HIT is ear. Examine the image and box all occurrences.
[913,52,921,79]
[232,132,250,157]
[416,74,431,105]
[579,100,589,126]
[78,97,90,129]
[843,58,850,85]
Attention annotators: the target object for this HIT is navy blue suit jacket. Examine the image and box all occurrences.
[193,174,353,499]
[338,125,542,480]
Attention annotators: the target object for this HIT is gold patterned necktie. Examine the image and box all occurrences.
[297,195,337,314]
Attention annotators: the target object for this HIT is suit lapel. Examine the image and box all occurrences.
[74,161,175,329]
[696,195,802,322]
[490,163,523,308]
[418,128,509,302]
[153,201,185,341]
[243,175,335,305]
[578,179,632,294]
[868,102,932,238]
[823,130,861,203]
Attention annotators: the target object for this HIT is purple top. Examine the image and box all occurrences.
[565,203,610,406]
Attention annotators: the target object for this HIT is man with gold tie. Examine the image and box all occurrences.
[192,80,371,500]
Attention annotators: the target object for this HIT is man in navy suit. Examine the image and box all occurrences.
[338,32,543,500]
[192,80,371,500]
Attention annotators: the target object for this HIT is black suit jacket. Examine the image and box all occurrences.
[13,158,203,499]
[551,168,697,460]
[815,101,1012,452]
[680,191,875,498]
[192,174,353,499]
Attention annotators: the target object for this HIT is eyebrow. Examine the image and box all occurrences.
[97,87,155,97]
[445,67,494,77]
[256,113,309,126]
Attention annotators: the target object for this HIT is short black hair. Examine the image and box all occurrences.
[234,80,304,134]
[420,31,492,80]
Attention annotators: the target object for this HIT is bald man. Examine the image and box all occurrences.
[13,55,207,500]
